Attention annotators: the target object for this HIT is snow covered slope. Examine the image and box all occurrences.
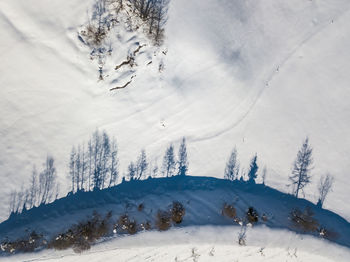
[1,176,349,246]
[1,0,350,225]
[8,226,350,262]
[1,176,350,261]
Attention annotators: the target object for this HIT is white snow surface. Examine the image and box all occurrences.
[1,0,350,225]
[5,226,350,262]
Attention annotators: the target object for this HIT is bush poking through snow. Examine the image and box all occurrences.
[48,230,75,251]
[222,203,237,219]
[138,203,145,212]
[0,231,44,254]
[171,201,185,224]
[319,227,339,240]
[290,207,319,233]
[155,210,172,231]
[72,237,91,253]
[115,214,138,235]
[49,211,112,253]
[238,226,247,246]
[140,221,152,231]
[82,25,107,46]
[261,213,268,222]
[246,207,259,224]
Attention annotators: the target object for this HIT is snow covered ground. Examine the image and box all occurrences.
[1,176,349,260]
[1,0,350,222]
[6,226,350,262]
[1,0,350,259]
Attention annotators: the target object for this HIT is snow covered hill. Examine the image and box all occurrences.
[1,176,350,261]
[1,0,350,251]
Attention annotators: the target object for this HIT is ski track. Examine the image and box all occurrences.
[190,4,350,144]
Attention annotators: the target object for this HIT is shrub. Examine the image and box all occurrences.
[48,230,75,250]
[115,214,138,235]
[261,213,268,222]
[319,227,339,240]
[155,210,172,231]
[72,237,91,253]
[1,231,44,254]
[246,207,259,224]
[138,203,145,212]
[290,207,319,232]
[75,211,112,242]
[222,203,237,218]
[171,201,185,224]
[238,227,247,246]
[140,221,152,230]
[49,211,112,253]
[81,24,107,46]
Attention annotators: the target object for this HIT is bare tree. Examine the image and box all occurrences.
[131,0,156,19]
[247,154,258,183]
[177,137,189,176]
[261,166,267,185]
[76,145,82,191]
[136,149,148,179]
[101,131,111,188]
[80,144,87,190]
[289,137,313,198]
[39,155,59,204]
[68,130,118,192]
[108,138,119,187]
[28,166,38,208]
[68,146,76,193]
[224,147,239,181]
[317,174,334,208]
[8,190,18,214]
[88,139,93,191]
[128,161,136,180]
[151,0,169,44]
[162,144,176,177]
[130,0,169,44]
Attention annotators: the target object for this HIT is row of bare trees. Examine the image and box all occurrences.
[68,130,119,193]
[224,148,259,184]
[130,0,169,44]
[9,131,189,215]
[126,137,189,180]
[9,156,59,214]
[82,0,169,46]
[224,137,334,208]
[289,137,334,207]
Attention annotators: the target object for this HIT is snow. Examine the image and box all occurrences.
[1,0,350,259]
[1,177,349,249]
[6,226,350,262]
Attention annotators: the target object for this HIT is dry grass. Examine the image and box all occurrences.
[137,203,145,212]
[171,201,185,224]
[81,25,107,46]
[246,207,259,224]
[115,214,138,235]
[290,207,319,233]
[48,211,112,253]
[140,221,152,230]
[319,227,339,240]
[155,210,172,231]
[222,203,237,219]
[0,231,44,254]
